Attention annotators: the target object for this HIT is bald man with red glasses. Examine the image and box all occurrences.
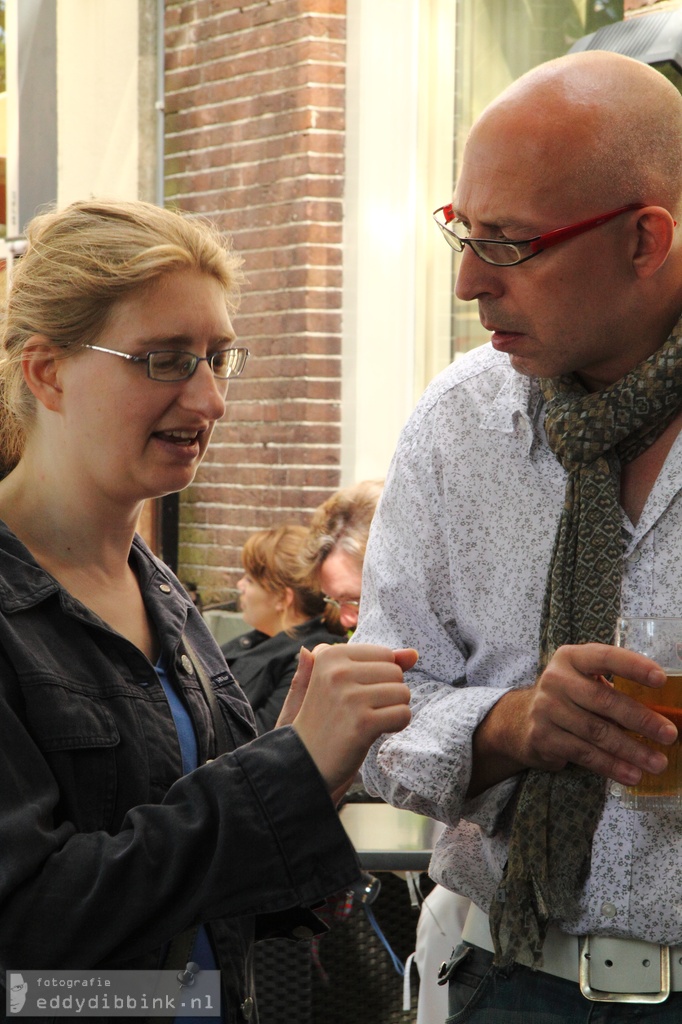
[354,50,682,1021]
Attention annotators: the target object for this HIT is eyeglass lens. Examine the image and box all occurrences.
[435,220,527,265]
[324,595,361,610]
[148,347,249,381]
[468,239,526,265]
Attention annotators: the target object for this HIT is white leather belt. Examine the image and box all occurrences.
[462,902,682,1004]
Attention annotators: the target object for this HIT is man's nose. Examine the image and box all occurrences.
[340,607,359,630]
[454,245,504,303]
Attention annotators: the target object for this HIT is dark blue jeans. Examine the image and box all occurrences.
[447,945,682,1023]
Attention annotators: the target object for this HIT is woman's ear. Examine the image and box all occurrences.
[21,336,64,412]
[279,586,295,612]
[632,206,676,279]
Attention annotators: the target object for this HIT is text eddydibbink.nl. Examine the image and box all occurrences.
[6,970,221,1016]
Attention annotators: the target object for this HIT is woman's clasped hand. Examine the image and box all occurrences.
[281,643,416,794]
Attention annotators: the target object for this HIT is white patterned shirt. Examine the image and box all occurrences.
[354,342,682,943]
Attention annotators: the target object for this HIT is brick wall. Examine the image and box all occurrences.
[164,0,346,605]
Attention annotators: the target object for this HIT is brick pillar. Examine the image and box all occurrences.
[165,0,346,604]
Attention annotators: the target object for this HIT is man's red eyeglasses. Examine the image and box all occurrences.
[432,202,647,266]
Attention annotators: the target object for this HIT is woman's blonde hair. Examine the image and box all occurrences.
[0,198,243,473]
[242,523,343,632]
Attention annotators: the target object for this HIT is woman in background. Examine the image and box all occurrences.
[222,524,346,733]
[0,198,415,1022]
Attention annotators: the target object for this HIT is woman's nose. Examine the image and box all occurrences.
[180,361,227,421]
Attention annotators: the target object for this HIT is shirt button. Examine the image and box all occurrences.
[159,583,172,594]
[626,549,641,564]
[292,926,315,940]
[240,996,254,1020]
[601,902,617,919]
[181,654,194,675]
[610,782,624,798]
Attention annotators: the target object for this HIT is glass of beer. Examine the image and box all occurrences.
[614,617,682,812]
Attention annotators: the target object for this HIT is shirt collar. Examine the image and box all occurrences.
[479,368,543,454]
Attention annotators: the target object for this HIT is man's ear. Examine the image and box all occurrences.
[632,206,676,279]
[21,336,65,412]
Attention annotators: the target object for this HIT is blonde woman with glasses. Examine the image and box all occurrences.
[0,198,415,1021]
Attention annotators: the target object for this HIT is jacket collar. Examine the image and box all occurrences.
[0,520,186,643]
[0,521,59,612]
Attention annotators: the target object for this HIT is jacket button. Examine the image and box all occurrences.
[159,583,172,594]
[240,996,254,1020]
[181,654,194,675]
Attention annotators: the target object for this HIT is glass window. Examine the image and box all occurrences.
[449,0,625,358]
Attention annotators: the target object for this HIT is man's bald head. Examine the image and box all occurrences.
[452,50,682,387]
[474,50,682,217]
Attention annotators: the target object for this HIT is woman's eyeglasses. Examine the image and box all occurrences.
[83,344,249,381]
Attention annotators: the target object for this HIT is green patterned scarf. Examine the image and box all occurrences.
[489,316,682,969]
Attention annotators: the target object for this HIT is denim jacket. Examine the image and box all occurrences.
[0,523,360,1022]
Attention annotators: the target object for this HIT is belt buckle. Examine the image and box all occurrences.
[579,936,671,1004]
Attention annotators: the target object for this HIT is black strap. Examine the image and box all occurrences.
[156,926,200,1024]
[162,924,199,971]
[183,636,231,757]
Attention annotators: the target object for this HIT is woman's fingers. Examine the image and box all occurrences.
[291,644,414,794]
[275,647,315,728]
[393,648,419,671]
